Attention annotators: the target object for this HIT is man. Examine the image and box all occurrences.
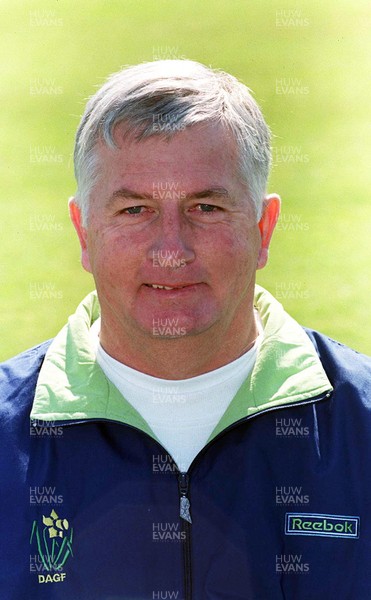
[1,60,370,600]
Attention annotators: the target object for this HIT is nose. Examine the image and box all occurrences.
[147,207,195,268]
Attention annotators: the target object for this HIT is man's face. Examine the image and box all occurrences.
[71,122,278,342]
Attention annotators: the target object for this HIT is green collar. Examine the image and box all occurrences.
[209,286,332,439]
[31,286,333,445]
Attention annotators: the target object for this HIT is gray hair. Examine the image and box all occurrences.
[74,60,271,224]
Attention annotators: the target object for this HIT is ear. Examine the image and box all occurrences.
[257,194,281,270]
[68,197,92,273]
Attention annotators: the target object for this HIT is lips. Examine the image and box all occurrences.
[145,283,192,290]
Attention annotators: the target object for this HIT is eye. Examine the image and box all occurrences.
[117,205,155,217]
[194,203,220,212]
[187,203,225,221]
[123,206,144,214]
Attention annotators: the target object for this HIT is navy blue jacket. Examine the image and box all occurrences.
[1,330,371,600]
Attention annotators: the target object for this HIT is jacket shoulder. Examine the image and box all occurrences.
[0,340,53,419]
[304,327,371,385]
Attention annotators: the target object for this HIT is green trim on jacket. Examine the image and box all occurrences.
[31,286,333,446]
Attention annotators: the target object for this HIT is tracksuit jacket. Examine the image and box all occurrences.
[1,286,371,600]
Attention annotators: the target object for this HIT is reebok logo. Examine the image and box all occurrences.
[285,513,360,539]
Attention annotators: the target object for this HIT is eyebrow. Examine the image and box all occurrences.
[107,186,236,205]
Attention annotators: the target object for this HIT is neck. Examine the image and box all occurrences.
[99,311,259,380]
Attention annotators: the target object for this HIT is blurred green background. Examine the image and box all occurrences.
[1,0,370,361]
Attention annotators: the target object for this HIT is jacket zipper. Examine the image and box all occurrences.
[174,390,331,600]
[178,471,192,600]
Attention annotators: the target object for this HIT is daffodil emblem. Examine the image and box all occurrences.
[30,510,73,572]
[43,510,69,539]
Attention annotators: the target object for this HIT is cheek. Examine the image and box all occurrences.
[202,227,259,279]
[86,231,137,292]
[88,224,142,266]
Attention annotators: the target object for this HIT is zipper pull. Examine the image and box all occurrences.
[178,472,192,524]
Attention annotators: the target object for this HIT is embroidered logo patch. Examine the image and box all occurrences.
[30,509,73,583]
[285,513,360,539]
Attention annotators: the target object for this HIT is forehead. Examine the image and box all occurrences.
[95,122,240,190]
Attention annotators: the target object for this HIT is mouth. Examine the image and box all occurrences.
[144,283,195,290]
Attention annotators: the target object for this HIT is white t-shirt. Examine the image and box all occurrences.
[90,316,262,472]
